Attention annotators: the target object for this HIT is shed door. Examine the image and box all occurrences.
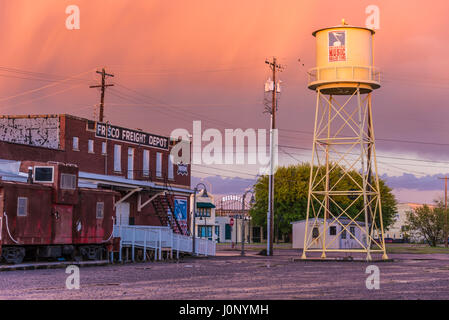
[116,202,130,226]
[52,205,73,244]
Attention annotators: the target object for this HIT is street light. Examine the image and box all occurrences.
[192,182,208,256]
[241,189,255,256]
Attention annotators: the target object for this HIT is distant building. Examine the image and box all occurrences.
[386,203,434,241]
[190,189,216,241]
[214,195,262,244]
[292,218,367,250]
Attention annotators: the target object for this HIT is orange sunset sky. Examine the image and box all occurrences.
[0,0,448,202]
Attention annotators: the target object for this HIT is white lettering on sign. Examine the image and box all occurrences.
[96,123,169,150]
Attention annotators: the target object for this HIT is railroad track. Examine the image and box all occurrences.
[0,260,109,272]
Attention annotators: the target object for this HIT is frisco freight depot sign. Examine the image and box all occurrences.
[96,122,169,150]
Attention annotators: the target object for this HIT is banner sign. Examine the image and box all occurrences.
[174,197,188,235]
[96,122,169,150]
[328,31,346,62]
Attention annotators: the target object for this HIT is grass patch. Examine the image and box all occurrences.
[387,243,449,254]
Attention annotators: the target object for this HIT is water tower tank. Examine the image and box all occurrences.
[308,21,380,95]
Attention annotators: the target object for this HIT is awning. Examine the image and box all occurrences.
[197,202,216,209]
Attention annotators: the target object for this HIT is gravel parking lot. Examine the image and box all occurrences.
[1,248,449,300]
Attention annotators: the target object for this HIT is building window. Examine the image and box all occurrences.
[88,140,94,153]
[198,226,212,239]
[96,202,104,219]
[341,229,347,239]
[114,145,121,172]
[349,226,355,239]
[196,208,211,217]
[102,142,107,155]
[17,197,28,216]
[60,173,77,190]
[156,152,162,177]
[168,154,174,179]
[34,166,54,183]
[72,137,79,151]
[143,150,150,177]
[329,226,337,236]
[312,227,319,238]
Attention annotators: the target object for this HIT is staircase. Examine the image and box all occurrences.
[151,178,185,235]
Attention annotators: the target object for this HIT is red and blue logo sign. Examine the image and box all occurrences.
[328,31,346,62]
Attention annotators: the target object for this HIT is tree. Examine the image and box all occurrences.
[250,164,397,240]
[404,201,447,247]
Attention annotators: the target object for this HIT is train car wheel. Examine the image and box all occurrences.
[2,247,25,264]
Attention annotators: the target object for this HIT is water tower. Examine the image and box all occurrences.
[301,20,388,261]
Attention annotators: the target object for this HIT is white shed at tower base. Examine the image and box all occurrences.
[291,218,367,250]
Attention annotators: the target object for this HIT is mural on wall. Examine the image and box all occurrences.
[0,117,60,149]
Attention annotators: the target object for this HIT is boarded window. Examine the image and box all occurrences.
[60,173,77,190]
[17,197,28,216]
[156,152,162,177]
[168,154,174,179]
[88,140,94,153]
[114,145,121,172]
[96,202,104,219]
[143,150,150,176]
[73,137,79,150]
[102,142,107,155]
[34,166,54,183]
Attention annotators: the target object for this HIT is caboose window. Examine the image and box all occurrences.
[17,197,28,216]
[96,202,104,219]
[34,166,54,183]
[60,173,77,190]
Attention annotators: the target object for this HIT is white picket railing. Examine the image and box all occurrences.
[113,224,216,261]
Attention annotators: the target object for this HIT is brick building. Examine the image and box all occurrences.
[0,114,192,235]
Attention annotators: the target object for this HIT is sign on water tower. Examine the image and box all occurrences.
[328,31,346,62]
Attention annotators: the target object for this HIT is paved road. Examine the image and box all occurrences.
[1,249,449,299]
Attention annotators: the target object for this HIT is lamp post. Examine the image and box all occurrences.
[192,183,208,256]
[241,189,255,256]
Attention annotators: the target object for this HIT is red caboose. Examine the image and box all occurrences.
[0,161,117,264]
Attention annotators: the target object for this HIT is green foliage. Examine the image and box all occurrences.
[404,201,448,247]
[250,163,397,237]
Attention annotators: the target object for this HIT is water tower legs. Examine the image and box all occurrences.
[302,88,388,261]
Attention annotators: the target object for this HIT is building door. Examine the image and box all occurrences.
[225,224,232,240]
[127,148,134,180]
[215,225,220,242]
[116,202,130,226]
[52,204,73,244]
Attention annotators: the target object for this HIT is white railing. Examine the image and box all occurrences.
[113,224,216,261]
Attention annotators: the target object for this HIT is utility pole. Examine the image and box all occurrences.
[265,57,282,256]
[439,176,449,248]
[90,68,114,122]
